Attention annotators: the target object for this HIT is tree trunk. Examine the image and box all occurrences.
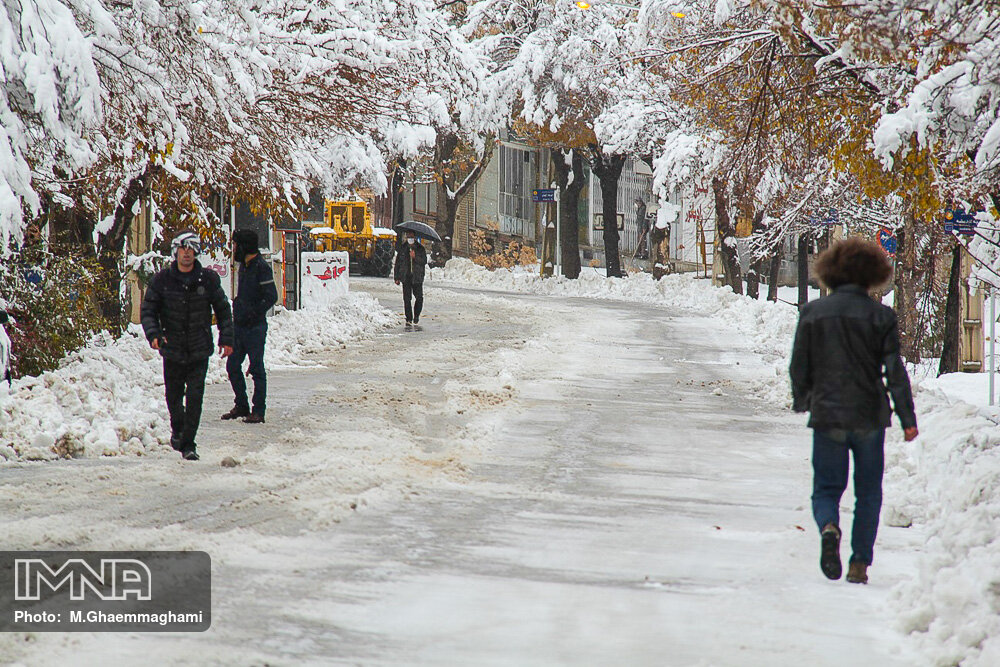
[431,132,493,267]
[712,176,742,294]
[745,211,765,299]
[767,250,781,301]
[391,159,406,251]
[767,249,780,302]
[552,148,583,279]
[588,147,626,278]
[797,234,809,307]
[432,183,460,266]
[96,164,162,332]
[431,132,460,266]
[650,223,670,279]
[896,209,921,363]
[937,240,962,376]
[634,198,648,259]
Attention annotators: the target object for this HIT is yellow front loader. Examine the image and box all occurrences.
[304,200,396,276]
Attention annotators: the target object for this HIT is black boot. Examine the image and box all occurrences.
[820,523,842,580]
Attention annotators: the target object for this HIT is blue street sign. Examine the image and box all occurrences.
[944,208,977,235]
[807,208,838,226]
[532,188,556,202]
[877,227,897,256]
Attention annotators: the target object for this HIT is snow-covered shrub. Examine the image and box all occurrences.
[0,244,112,378]
[470,229,537,270]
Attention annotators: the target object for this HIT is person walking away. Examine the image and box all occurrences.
[394,230,427,325]
[141,230,233,461]
[222,229,278,424]
[789,237,918,585]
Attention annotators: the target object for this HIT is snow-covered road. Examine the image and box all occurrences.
[1,278,926,665]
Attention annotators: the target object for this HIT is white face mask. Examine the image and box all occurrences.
[406,237,416,245]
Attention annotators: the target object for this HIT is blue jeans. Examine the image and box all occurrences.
[227,322,267,417]
[811,428,885,565]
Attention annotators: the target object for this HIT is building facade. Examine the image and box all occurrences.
[396,140,721,276]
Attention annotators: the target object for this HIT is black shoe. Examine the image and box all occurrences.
[221,406,250,420]
[182,449,200,461]
[413,317,419,324]
[242,413,265,424]
[170,436,183,452]
[820,524,842,580]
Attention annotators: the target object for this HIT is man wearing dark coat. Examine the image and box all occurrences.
[790,237,918,585]
[222,229,279,424]
[141,230,234,461]
[394,230,427,325]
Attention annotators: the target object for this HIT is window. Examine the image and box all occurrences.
[414,183,428,213]
[413,181,436,215]
[499,144,532,221]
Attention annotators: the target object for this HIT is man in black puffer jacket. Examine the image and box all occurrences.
[790,237,918,586]
[222,229,278,424]
[141,230,234,461]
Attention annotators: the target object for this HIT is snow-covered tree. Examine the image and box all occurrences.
[4,0,473,327]
[470,0,650,277]
[0,0,103,249]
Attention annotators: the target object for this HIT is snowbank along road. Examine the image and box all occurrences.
[0,277,925,665]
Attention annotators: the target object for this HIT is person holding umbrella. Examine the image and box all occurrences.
[394,229,428,325]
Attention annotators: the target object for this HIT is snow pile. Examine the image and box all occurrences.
[0,330,165,461]
[884,385,1000,667]
[0,293,397,461]
[431,258,798,404]
[266,292,398,369]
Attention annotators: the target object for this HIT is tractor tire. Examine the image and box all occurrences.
[372,239,395,277]
[348,254,369,276]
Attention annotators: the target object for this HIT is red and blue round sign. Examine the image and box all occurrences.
[877,228,897,257]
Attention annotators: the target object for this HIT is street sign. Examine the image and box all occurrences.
[944,207,977,235]
[807,208,839,226]
[877,227,897,257]
[532,188,556,202]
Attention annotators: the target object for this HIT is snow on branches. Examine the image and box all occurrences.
[0,0,487,253]
[0,0,102,248]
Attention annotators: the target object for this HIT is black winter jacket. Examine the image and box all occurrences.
[141,261,234,363]
[394,242,427,285]
[233,254,279,328]
[789,284,917,431]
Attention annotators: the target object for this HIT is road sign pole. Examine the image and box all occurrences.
[555,188,561,277]
[991,286,996,406]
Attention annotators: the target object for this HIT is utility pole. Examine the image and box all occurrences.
[555,185,561,277]
[991,286,996,406]
[797,233,809,307]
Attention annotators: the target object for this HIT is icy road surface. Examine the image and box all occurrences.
[1,277,925,665]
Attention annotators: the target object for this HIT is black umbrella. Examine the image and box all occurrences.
[394,220,443,242]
